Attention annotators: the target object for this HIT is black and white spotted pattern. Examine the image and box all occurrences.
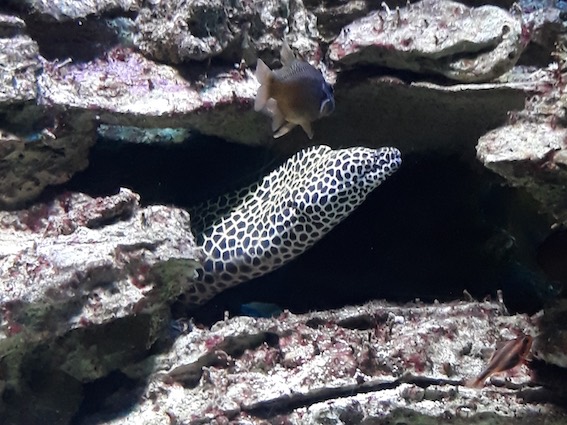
[187,145,401,304]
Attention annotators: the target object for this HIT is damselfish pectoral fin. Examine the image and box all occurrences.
[271,108,286,133]
[299,121,314,139]
[255,85,270,112]
[273,122,297,138]
[263,98,285,132]
[265,98,279,116]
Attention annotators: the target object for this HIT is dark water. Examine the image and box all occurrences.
[63,135,559,325]
[188,152,556,323]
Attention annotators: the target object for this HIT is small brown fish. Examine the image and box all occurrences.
[466,334,533,388]
[254,42,335,139]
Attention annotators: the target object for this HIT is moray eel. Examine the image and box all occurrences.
[187,144,401,304]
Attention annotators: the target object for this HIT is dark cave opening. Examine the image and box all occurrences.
[64,134,286,208]
[186,151,557,323]
[64,134,558,324]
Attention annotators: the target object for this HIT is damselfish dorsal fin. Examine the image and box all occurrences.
[280,41,295,66]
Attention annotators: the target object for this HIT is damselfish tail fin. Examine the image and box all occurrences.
[254,59,272,112]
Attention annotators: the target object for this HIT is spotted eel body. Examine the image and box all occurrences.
[187,145,401,304]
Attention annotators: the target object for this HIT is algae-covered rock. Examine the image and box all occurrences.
[78,301,567,424]
[0,188,200,335]
[5,0,141,21]
[476,120,567,224]
[0,0,565,423]
[0,14,40,104]
[134,0,319,64]
[533,300,567,369]
[0,188,201,424]
[329,0,525,82]
[0,120,95,209]
[0,14,93,208]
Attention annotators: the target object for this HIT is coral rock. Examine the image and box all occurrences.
[134,0,319,64]
[79,301,567,424]
[0,188,200,339]
[476,122,567,224]
[328,0,524,82]
[0,14,40,104]
[8,0,142,21]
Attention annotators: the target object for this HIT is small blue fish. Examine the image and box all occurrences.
[240,302,283,318]
[254,42,335,139]
[167,318,192,339]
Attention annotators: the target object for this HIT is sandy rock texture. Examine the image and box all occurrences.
[0,0,564,209]
[1,0,558,208]
[0,13,95,208]
[476,58,567,225]
[38,48,266,142]
[477,121,567,223]
[134,0,320,64]
[0,14,39,104]
[533,300,567,370]
[0,0,566,423]
[0,188,201,424]
[0,122,95,209]
[78,301,567,425]
[306,0,518,42]
[4,0,141,21]
[328,0,525,82]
